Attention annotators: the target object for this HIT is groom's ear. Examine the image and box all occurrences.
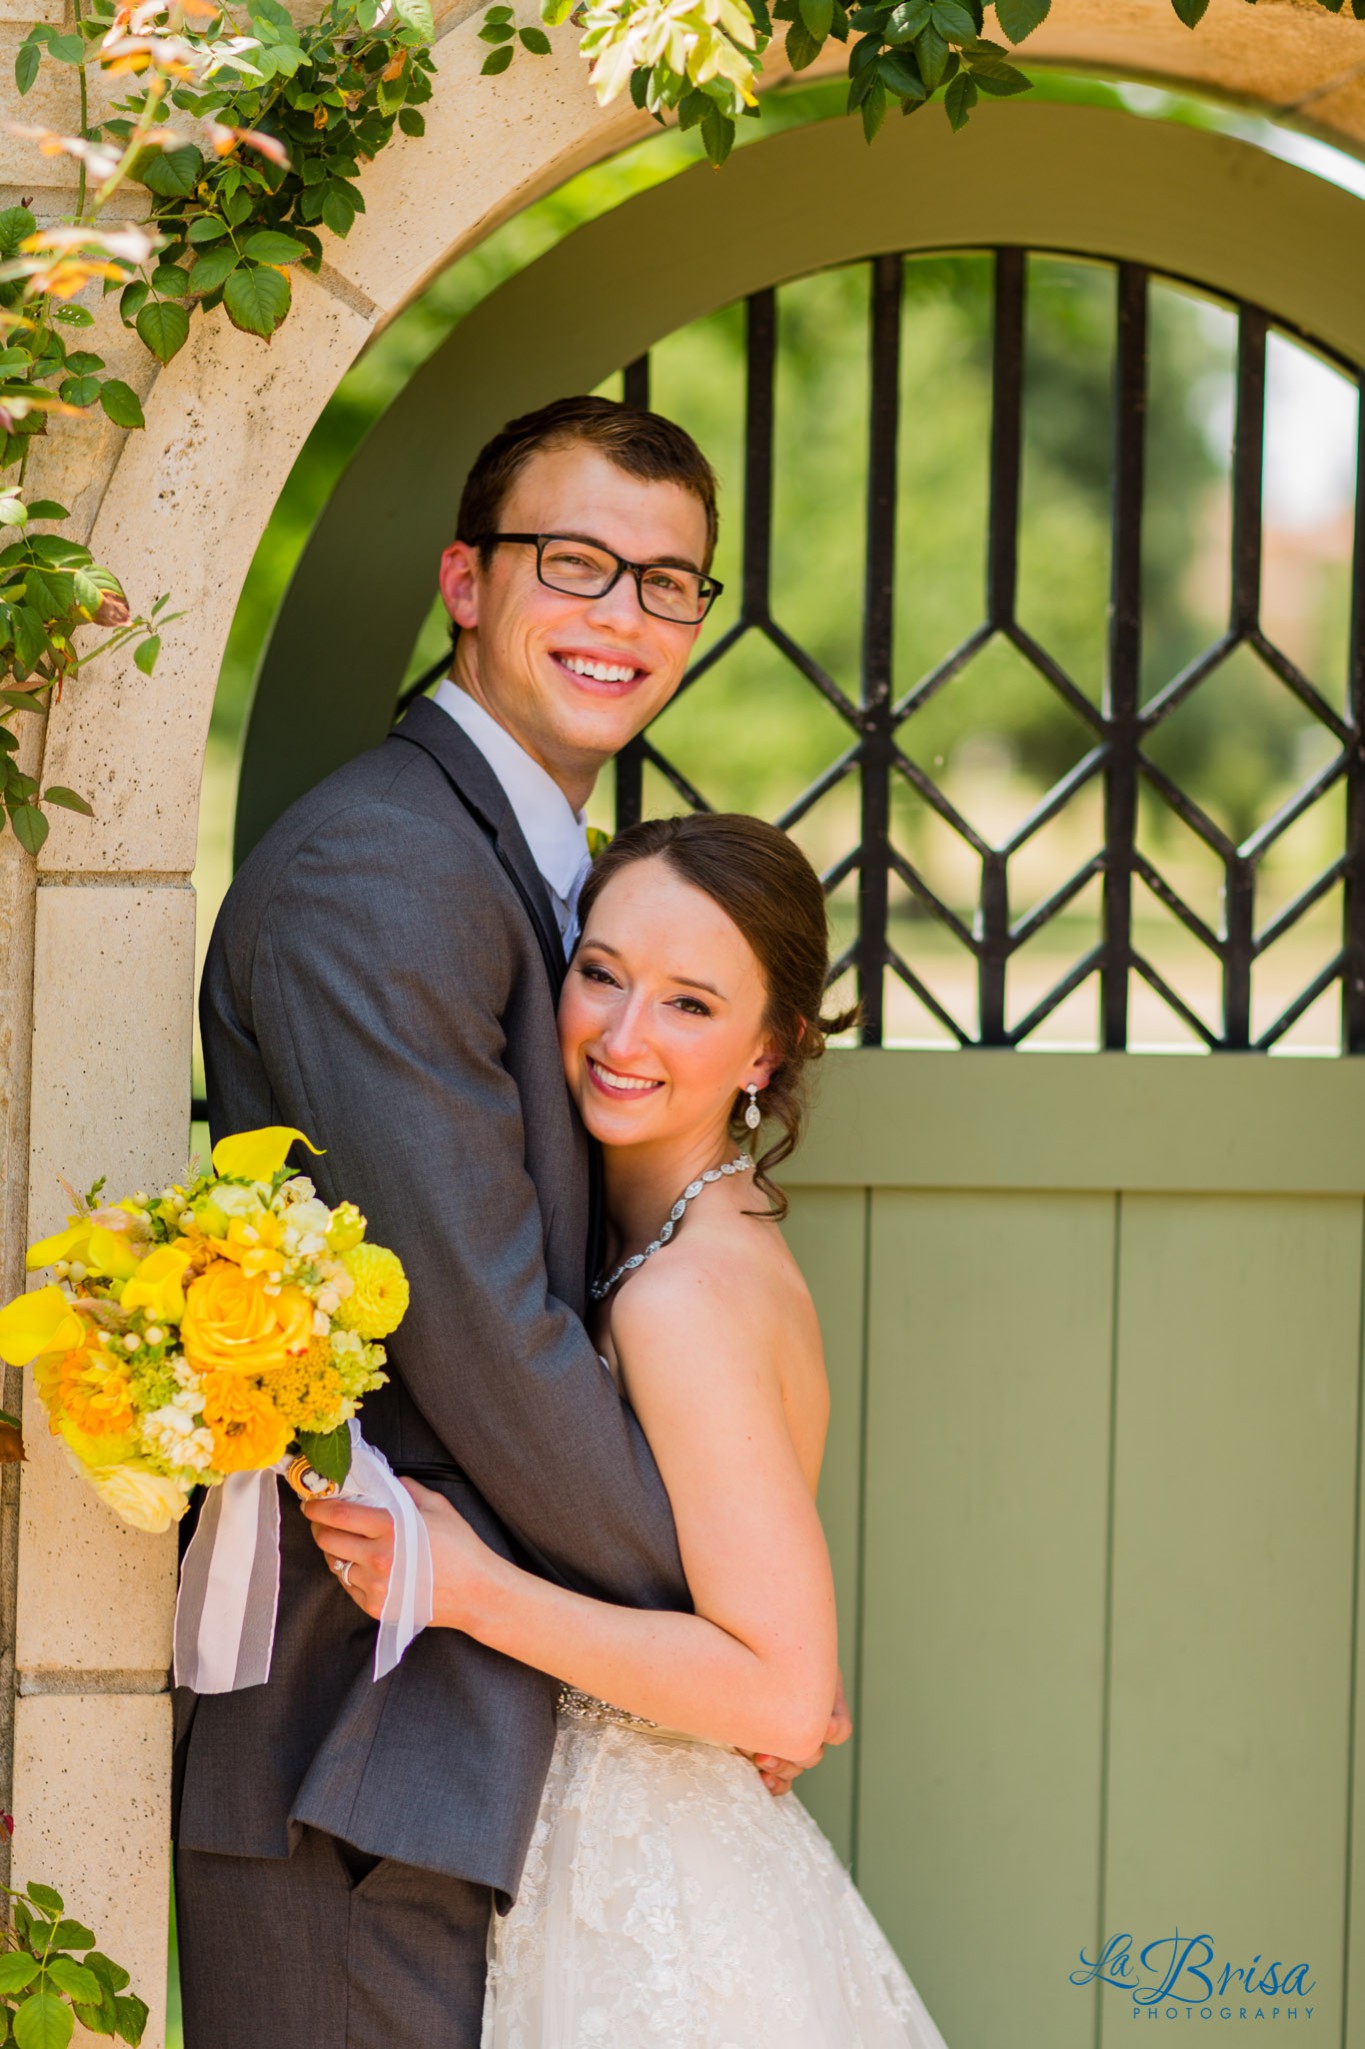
[439,540,482,631]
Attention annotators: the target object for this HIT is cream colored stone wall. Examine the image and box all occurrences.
[4,0,1365,2039]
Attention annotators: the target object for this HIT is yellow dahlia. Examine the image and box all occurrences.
[335,1243,409,1341]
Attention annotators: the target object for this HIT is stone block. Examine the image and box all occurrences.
[12,1691,170,2049]
[17,882,192,1674]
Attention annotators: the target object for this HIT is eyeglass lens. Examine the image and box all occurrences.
[537,538,711,623]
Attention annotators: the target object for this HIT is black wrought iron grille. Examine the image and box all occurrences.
[602,249,1365,1054]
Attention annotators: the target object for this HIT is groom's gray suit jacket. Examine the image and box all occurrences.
[174,694,690,1904]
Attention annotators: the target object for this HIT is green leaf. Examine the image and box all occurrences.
[139,145,203,199]
[0,501,26,528]
[57,376,99,408]
[993,0,1048,37]
[150,264,187,299]
[786,17,821,63]
[320,186,357,235]
[0,211,35,271]
[398,106,426,134]
[241,230,306,264]
[187,245,241,297]
[884,0,930,37]
[970,57,1028,91]
[479,19,515,36]
[119,280,149,327]
[518,24,551,50]
[944,63,976,123]
[187,215,229,245]
[701,106,735,166]
[98,381,144,430]
[12,1988,70,2049]
[41,787,94,816]
[82,1957,129,1998]
[393,0,435,33]
[930,0,976,30]
[45,1962,99,2004]
[914,19,948,83]
[22,502,67,521]
[62,352,103,376]
[112,1993,147,2047]
[23,1890,61,1919]
[2,690,48,713]
[133,635,160,675]
[70,2006,115,2041]
[798,0,834,35]
[48,1925,93,1954]
[0,1961,36,1998]
[14,40,40,95]
[223,264,290,340]
[296,1425,351,1484]
[1170,0,1208,19]
[879,46,925,94]
[480,43,514,71]
[541,0,575,19]
[53,306,93,329]
[861,73,888,138]
[135,301,189,365]
[45,33,83,60]
[8,806,47,859]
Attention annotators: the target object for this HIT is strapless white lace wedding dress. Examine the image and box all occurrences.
[480,1685,951,2048]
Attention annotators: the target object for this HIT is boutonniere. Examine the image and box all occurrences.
[586,826,612,860]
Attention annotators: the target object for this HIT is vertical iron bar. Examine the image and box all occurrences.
[1230,309,1266,640]
[1345,377,1365,1051]
[857,254,902,1046]
[614,354,652,831]
[1223,309,1266,1044]
[980,247,1026,1042]
[744,290,776,626]
[1102,264,1148,1050]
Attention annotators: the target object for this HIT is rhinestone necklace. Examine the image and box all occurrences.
[590,1151,753,1303]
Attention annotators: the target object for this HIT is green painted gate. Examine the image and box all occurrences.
[788,1051,1365,2045]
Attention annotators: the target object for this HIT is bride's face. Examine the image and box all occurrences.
[559,856,777,1154]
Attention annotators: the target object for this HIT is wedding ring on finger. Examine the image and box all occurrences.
[330,1555,354,1589]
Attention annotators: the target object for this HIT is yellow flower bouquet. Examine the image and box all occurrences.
[0,1127,408,1534]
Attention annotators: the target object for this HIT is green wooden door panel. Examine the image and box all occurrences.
[857,1190,1118,2049]
[783,1188,868,1865]
[1102,1195,1362,2047]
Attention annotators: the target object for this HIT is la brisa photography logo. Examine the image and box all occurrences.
[1071,1931,1316,2023]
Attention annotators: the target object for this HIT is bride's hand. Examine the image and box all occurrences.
[750,1667,853,1798]
[302,1477,492,1625]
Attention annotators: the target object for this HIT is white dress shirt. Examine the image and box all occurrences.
[432,678,593,955]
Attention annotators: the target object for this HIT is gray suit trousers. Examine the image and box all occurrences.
[175,1831,492,2049]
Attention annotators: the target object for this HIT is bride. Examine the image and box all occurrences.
[305,811,951,2049]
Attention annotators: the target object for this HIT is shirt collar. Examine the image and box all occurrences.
[431,678,589,909]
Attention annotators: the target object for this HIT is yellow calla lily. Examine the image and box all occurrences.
[211,1126,324,1183]
[86,1226,142,1283]
[0,1286,85,1367]
[121,1245,193,1323]
[25,1219,92,1272]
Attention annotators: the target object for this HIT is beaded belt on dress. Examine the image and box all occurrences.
[556,1684,659,1732]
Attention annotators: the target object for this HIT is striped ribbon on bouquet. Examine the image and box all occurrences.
[172,1418,434,1693]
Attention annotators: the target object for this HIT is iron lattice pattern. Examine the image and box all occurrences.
[613,250,1365,1052]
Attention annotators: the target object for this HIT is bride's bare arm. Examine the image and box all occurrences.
[305,1250,840,1761]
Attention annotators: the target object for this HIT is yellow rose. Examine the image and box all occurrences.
[182,1262,313,1378]
[201,1374,292,1473]
[121,1245,193,1323]
[335,1243,409,1341]
[0,1285,85,1367]
[87,1463,190,1534]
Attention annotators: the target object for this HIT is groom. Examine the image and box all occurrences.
[175,395,844,2049]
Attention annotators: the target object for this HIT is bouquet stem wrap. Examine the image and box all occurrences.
[173,1419,434,1693]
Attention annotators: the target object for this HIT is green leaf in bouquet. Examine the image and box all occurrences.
[12,1988,72,2049]
[296,1426,352,1485]
[0,1962,36,1998]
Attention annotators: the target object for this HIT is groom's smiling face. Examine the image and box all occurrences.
[438,440,710,808]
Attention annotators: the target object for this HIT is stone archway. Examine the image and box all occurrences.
[6,2,1365,2037]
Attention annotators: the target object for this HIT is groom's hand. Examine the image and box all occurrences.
[751,1668,853,1797]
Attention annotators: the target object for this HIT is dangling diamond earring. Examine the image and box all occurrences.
[744,1083,762,1131]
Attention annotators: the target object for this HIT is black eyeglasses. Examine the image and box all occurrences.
[478,532,723,625]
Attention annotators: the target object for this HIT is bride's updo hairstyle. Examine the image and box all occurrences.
[575,814,858,1221]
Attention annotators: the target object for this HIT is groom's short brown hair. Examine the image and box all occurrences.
[456,394,720,571]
